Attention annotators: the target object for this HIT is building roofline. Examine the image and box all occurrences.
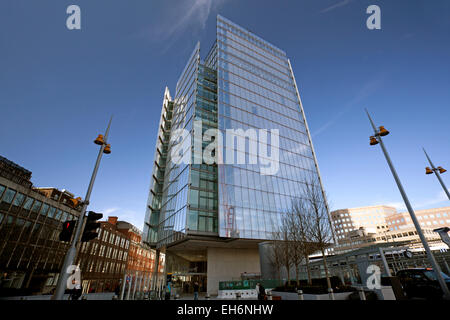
[331,205,398,213]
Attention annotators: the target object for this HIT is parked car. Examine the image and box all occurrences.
[396,268,450,300]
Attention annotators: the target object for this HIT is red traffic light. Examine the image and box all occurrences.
[59,220,77,242]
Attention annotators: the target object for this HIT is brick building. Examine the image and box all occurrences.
[76,217,158,295]
[76,217,130,293]
[116,220,157,294]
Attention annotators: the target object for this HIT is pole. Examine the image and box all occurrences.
[120,273,127,300]
[132,271,138,300]
[127,275,132,300]
[138,273,143,299]
[423,148,450,200]
[52,117,112,300]
[366,110,450,300]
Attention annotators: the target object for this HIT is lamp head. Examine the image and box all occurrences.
[94,134,105,145]
[103,144,111,154]
[378,126,390,137]
[369,136,379,146]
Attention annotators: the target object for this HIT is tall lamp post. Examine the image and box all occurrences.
[52,117,112,300]
[423,148,450,200]
[366,110,450,300]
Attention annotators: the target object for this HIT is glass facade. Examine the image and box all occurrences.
[143,15,327,248]
[0,181,81,292]
[216,15,323,239]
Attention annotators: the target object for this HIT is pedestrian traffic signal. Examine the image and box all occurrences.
[59,220,76,242]
[81,211,103,242]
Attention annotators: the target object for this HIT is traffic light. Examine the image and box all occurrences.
[59,220,76,242]
[81,211,103,242]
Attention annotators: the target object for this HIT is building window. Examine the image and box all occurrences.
[47,207,56,219]
[41,204,50,216]
[55,209,62,220]
[0,185,5,198]
[12,193,25,207]
[2,188,16,204]
[31,200,42,213]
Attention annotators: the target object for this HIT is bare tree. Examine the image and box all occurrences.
[291,199,315,286]
[283,209,302,286]
[276,217,293,286]
[267,238,283,286]
[302,177,333,290]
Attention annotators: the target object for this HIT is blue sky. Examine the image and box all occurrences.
[1,0,450,230]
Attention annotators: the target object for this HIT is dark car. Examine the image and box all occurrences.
[396,268,450,300]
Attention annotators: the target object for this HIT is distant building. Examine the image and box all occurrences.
[76,217,130,294]
[76,217,158,295]
[387,206,450,231]
[0,155,82,296]
[33,188,76,207]
[116,220,158,293]
[331,205,448,252]
[331,205,395,242]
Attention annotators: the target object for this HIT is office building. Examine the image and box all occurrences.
[331,205,448,252]
[0,155,82,296]
[331,205,395,242]
[143,15,329,294]
[387,206,450,232]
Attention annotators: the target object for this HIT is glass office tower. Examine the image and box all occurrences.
[143,15,329,294]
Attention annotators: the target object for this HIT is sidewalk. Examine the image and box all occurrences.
[0,292,115,300]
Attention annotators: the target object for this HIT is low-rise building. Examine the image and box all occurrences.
[76,217,130,293]
[0,156,82,296]
[76,217,158,295]
[116,220,158,295]
[331,205,449,252]
[387,206,450,232]
[331,205,395,243]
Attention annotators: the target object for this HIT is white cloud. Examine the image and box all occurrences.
[381,188,450,212]
[384,202,407,211]
[100,207,144,232]
[103,207,119,215]
[320,0,352,14]
[137,0,227,51]
[413,189,450,209]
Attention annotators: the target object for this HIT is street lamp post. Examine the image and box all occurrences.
[366,110,450,300]
[423,148,450,200]
[52,117,112,300]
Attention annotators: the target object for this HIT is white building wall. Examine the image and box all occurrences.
[206,247,260,295]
